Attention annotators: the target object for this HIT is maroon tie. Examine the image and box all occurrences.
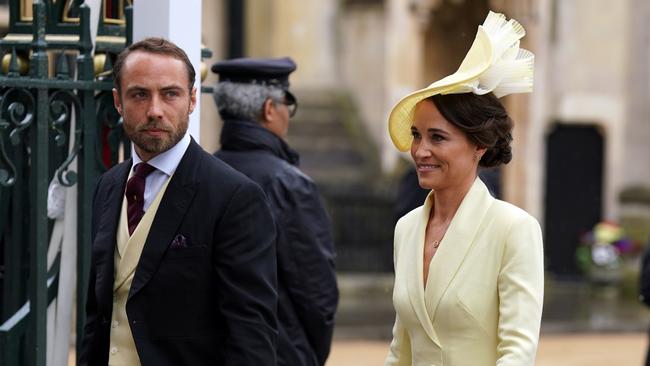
[126,163,156,235]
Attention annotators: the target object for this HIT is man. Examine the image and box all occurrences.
[212,57,339,366]
[80,38,278,365]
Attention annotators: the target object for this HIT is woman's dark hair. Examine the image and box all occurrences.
[428,92,513,167]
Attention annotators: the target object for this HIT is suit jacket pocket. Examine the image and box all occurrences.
[163,245,207,260]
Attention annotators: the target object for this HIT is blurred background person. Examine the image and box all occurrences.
[211,57,339,366]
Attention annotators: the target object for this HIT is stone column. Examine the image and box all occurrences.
[245,0,338,90]
[383,0,429,171]
[621,0,650,242]
[200,0,226,154]
[501,0,552,220]
[624,0,650,188]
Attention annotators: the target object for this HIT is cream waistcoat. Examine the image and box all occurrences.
[108,176,171,366]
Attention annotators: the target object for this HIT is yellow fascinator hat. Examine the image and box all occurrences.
[388,11,534,152]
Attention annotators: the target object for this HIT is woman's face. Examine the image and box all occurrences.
[410,100,484,191]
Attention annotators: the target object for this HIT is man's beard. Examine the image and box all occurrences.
[125,118,188,156]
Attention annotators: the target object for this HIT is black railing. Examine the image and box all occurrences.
[0,1,130,365]
[321,184,397,273]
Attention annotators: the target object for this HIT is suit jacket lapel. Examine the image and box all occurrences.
[405,196,441,346]
[94,161,131,310]
[425,178,494,319]
[128,140,200,300]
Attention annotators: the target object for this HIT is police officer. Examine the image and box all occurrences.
[211,57,339,366]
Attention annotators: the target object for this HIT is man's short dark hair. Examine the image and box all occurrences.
[113,37,196,92]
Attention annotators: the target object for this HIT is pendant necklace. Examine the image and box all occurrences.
[430,222,450,249]
[429,210,451,250]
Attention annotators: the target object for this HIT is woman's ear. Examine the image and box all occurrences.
[475,146,487,161]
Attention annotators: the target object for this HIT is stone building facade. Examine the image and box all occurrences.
[199,0,650,274]
[2,0,645,273]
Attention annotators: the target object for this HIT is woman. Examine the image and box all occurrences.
[385,11,544,366]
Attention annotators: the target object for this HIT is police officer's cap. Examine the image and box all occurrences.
[211,57,296,90]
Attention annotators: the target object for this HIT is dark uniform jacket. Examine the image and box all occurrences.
[216,119,339,366]
[80,139,279,366]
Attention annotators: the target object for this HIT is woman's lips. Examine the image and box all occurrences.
[416,163,441,172]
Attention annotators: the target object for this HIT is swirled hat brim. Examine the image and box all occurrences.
[388,11,534,152]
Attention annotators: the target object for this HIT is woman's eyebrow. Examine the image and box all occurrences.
[427,128,449,135]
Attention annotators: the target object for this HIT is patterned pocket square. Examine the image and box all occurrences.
[170,234,189,249]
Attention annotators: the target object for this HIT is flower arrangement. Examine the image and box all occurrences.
[576,221,639,284]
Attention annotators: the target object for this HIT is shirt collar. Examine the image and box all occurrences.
[131,133,191,176]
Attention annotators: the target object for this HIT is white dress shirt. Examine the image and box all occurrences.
[129,133,190,212]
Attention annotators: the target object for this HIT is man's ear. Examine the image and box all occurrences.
[262,98,275,123]
[188,86,197,114]
[112,88,123,115]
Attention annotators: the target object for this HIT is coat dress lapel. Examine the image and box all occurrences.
[127,140,200,300]
[405,178,493,347]
[406,194,441,347]
[424,178,494,320]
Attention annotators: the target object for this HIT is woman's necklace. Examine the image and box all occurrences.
[429,221,451,249]
[428,200,454,251]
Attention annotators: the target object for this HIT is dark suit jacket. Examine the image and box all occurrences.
[79,139,279,366]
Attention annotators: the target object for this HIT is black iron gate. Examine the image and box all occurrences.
[0,1,132,365]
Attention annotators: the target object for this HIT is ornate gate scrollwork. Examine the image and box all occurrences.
[0,2,132,366]
[0,87,35,187]
[49,89,81,186]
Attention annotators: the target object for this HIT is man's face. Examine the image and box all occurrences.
[113,51,196,161]
[262,96,291,138]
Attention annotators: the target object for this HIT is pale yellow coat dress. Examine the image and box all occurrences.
[385,178,544,366]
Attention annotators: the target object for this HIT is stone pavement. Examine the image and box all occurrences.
[327,332,648,365]
[67,333,647,365]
